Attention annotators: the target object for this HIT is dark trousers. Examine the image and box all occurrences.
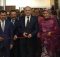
[0,47,10,57]
[35,38,42,57]
[19,38,33,57]
[10,39,20,57]
[56,49,60,57]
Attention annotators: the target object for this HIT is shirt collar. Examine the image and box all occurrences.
[25,15,31,18]
[0,20,5,22]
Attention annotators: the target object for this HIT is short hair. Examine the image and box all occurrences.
[10,10,17,14]
[10,10,16,12]
[0,10,7,14]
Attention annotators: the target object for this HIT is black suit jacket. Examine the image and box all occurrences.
[15,16,38,38]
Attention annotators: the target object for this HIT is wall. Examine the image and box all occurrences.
[6,0,51,9]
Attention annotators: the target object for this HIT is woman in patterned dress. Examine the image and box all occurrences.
[38,10,59,57]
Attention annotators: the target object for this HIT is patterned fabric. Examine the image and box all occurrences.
[38,16,59,57]
[41,47,50,57]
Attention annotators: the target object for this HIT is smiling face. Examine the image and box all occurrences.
[24,6,32,16]
[0,12,7,21]
[10,11,17,20]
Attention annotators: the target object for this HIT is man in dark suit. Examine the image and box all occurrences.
[14,6,39,57]
[8,10,19,35]
[8,10,20,57]
[0,10,13,57]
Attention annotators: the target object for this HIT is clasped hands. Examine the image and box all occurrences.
[23,32,32,38]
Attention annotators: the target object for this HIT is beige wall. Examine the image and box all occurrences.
[0,0,6,10]
[58,0,60,9]
[0,0,1,6]
[50,0,54,6]
[0,0,60,9]
[0,0,54,9]
[6,0,51,9]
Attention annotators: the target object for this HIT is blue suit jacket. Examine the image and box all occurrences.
[0,20,13,48]
[7,18,19,35]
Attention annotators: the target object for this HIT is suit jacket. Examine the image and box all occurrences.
[15,16,38,38]
[15,16,42,54]
[0,20,13,48]
[7,17,19,35]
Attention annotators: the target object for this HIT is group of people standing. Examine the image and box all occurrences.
[0,6,60,57]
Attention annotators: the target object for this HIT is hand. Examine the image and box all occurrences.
[10,44,13,49]
[23,32,28,37]
[47,32,51,36]
[28,34,32,38]
[0,37,4,42]
[14,35,17,40]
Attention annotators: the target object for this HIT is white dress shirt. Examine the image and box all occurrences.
[25,16,31,27]
[0,20,5,31]
[11,19,15,24]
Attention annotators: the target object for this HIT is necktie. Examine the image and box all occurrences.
[26,16,29,27]
[1,21,5,32]
[25,16,30,33]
